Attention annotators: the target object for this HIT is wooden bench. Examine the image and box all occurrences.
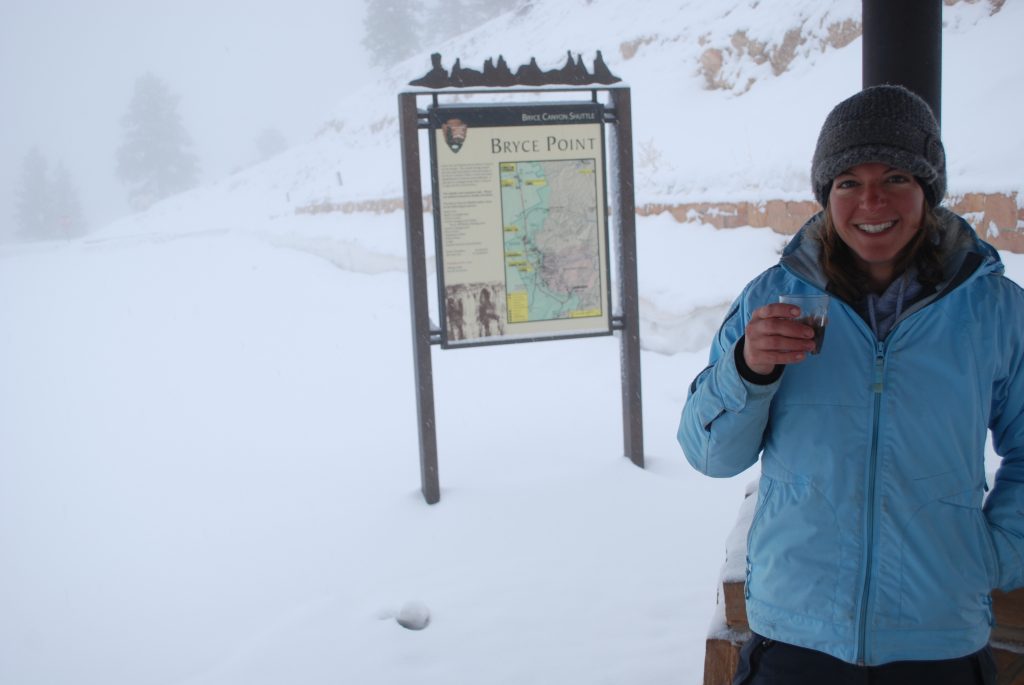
[703,480,1024,685]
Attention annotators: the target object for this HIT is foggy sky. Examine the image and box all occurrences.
[0,1,370,238]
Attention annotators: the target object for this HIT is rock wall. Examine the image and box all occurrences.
[638,192,1024,253]
[300,192,1023,255]
[678,0,1004,94]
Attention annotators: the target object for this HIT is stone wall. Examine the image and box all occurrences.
[296,197,410,215]
[298,192,1024,254]
[638,192,1024,253]
[948,192,1024,253]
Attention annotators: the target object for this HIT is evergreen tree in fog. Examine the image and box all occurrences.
[13,149,86,240]
[14,148,49,239]
[49,163,86,239]
[425,0,508,42]
[116,73,199,211]
[362,0,423,68]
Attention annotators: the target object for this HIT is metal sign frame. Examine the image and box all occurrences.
[399,85,642,504]
[427,100,614,349]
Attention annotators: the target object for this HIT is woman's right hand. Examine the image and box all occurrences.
[743,304,817,375]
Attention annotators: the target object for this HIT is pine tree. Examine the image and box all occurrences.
[362,0,424,68]
[13,150,87,240]
[115,73,199,212]
[424,0,472,42]
[463,0,510,27]
[49,163,86,239]
[14,148,50,240]
[427,0,512,41]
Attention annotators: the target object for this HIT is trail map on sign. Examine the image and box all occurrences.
[500,159,602,324]
[429,101,611,347]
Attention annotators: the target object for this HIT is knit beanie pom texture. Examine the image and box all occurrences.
[811,84,946,208]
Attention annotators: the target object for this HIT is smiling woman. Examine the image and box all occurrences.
[678,84,1024,683]
[826,163,925,288]
[812,85,948,306]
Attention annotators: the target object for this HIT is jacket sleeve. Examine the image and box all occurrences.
[677,289,780,478]
[983,280,1024,591]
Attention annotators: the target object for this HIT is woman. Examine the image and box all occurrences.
[677,85,1024,683]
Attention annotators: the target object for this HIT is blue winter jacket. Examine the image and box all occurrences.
[678,208,1024,666]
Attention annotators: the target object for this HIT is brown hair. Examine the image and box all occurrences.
[819,206,944,303]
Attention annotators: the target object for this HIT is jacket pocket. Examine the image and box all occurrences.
[745,476,842,621]
[899,487,995,628]
[745,477,776,599]
[940,488,999,590]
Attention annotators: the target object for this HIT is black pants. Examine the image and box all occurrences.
[732,633,997,685]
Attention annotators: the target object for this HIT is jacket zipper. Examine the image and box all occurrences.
[857,343,886,665]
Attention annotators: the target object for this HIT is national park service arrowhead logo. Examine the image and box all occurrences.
[442,118,468,153]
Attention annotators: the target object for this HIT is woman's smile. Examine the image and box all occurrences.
[854,219,896,234]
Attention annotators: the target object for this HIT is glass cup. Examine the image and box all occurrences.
[779,294,830,354]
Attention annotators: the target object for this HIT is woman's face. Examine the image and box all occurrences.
[828,162,925,289]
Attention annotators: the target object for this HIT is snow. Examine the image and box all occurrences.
[1,1,1023,684]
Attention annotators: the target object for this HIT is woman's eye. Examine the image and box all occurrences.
[835,179,857,189]
[886,174,910,184]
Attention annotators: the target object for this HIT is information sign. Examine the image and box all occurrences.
[429,103,611,347]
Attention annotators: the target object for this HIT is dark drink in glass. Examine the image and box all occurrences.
[779,294,830,355]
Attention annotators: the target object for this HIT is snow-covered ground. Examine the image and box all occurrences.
[2,1,1023,683]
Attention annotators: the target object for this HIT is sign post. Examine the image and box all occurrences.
[400,53,642,504]
[399,93,441,504]
[610,86,644,469]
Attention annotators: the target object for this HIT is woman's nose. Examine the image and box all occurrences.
[859,183,886,209]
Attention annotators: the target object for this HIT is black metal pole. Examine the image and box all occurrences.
[862,0,942,124]
[610,88,644,469]
[398,93,441,504]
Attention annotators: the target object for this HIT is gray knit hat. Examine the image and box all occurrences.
[811,84,946,208]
